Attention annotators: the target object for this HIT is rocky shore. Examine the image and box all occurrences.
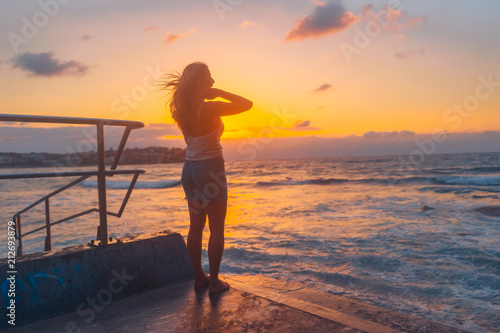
[0,147,186,168]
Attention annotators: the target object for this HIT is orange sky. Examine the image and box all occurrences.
[1,0,499,158]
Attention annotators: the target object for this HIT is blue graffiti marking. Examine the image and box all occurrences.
[28,271,65,302]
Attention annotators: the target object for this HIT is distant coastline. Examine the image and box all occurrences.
[0,147,186,168]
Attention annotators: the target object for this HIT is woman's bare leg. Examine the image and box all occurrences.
[205,198,230,294]
[187,200,210,288]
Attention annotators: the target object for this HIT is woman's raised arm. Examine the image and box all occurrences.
[202,88,253,117]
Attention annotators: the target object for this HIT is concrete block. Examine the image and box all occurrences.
[1,231,193,328]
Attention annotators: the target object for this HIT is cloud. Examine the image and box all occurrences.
[80,34,92,41]
[165,28,195,44]
[364,131,397,139]
[223,131,500,161]
[313,83,334,93]
[2,126,499,161]
[291,120,320,131]
[406,17,425,28]
[165,33,180,43]
[284,0,358,42]
[238,20,265,30]
[363,130,415,139]
[240,20,257,28]
[238,120,320,136]
[295,120,311,128]
[361,5,425,40]
[143,24,158,32]
[10,52,89,77]
[399,130,416,137]
[395,47,425,59]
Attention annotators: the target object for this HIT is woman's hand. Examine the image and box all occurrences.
[202,88,223,100]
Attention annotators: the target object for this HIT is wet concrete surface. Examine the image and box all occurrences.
[7,275,466,333]
[226,275,467,333]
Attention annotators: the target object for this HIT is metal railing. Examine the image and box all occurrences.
[0,114,145,255]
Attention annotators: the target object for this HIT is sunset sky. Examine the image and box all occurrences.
[1,0,499,160]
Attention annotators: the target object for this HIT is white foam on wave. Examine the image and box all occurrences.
[436,175,500,186]
[256,175,500,187]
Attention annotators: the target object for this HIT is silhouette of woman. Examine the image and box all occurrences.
[161,62,252,294]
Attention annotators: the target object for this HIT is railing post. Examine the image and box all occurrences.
[44,198,51,251]
[111,127,131,170]
[16,215,23,256]
[96,122,108,245]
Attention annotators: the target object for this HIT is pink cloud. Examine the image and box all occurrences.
[165,33,180,44]
[240,20,257,28]
[395,47,426,59]
[361,5,425,38]
[285,2,424,42]
[284,0,358,42]
[406,17,425,28]
[165,28,195,44]
[143,25,158,32]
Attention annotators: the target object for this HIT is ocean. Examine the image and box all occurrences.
[1,152,499,332]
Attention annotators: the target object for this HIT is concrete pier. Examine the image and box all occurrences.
[0,231,193,329]
[4,275,466,333]
[1,231,468,332]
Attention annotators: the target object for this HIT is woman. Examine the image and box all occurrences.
[161,62,252,294]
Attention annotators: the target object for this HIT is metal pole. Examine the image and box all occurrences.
[16,215,23,256]
[111,127,131,170]
[116,172,140,217]
[96,123,108,244]
[45,198,51,251]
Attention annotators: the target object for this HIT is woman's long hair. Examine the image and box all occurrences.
[159,62,208,136]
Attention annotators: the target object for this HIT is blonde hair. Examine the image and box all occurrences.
[159,62,208,136]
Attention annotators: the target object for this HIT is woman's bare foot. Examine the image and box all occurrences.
[194,273,210,288]
[209,279,230,294]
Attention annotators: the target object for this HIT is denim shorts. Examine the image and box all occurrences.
[181,156,228,202]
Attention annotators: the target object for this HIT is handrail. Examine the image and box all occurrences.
[16,171,143,237]
[0,169,147,180]
[0,114,145,255]
[0,114,144,128]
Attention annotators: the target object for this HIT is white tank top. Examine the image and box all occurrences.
[184,104,224,161]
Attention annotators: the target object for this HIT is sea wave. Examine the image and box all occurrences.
[81,179,181,189]
[256,178,349,186]
[424,166,500,174]
[256,175,500,187]
[463,166,500,173]
[434,176,500,186]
